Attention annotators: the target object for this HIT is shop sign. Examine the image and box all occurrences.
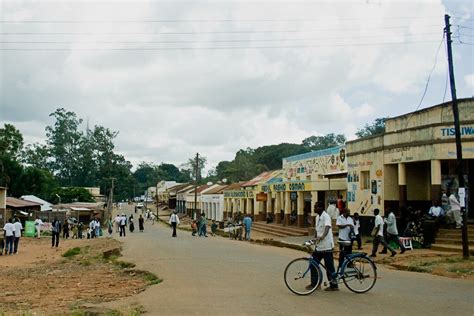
[224,190,246,198]
[288,182,306,191]
[256,192,267,202]
[440,126,474,137]
[273,183,287,192]
[247,191,255,199]
[261,184,271,192]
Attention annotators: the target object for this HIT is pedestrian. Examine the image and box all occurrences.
[199,213,208,237]
[326,200,339,220]
[441,192,450,214]
[34,216,44,239]
[139,215,144,232]
[63,219,70,239]
[447,191,462,228]
[336,208,354,267]
[336,195,346,215]
[169,211,180,237]
[191,220,197,236]
[51,217,61,248]
[107,217,113,235]
[119,213,127,237]
[243,215,253,240]
[309,202,338,291]
[3,218,15,255]
[89,220,95,238]
[77,222,84,239]
[0,231,4,255]
[129,215,135,233]
[381,209,406,255]
[352,212,362,250]
[94,218,101,237]
[13,217,23,254]
[370,208,396,257]
[211,220,218,237]
[114,214,121,233]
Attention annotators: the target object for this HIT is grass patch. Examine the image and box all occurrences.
[62,247,81,258]
[115,260,136,269]
[140,271,162,285]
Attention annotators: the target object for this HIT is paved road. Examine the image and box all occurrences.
[102,206,473,315]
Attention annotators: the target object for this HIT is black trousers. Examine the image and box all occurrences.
[354,234,362,249]
[120,225,126,237]
[171,222,177,237]
[52,231,60,247]
[371,235,395,255]
[311,251,338,288]
[338,241,353,269]
[382,233,405,252]
[13,237,20,253]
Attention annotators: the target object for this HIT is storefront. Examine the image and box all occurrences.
[202,184,228,221]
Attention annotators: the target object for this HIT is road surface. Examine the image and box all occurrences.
[102,206,473,315]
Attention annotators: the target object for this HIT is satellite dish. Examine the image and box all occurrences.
[222,178,228,183]
[207,181,213,185]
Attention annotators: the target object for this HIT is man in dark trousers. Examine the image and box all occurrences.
[169,211,180,237]
[51,217,62,248]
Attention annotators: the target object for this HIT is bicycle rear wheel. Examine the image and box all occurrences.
[284,258,321,295]
[342,256,377,293]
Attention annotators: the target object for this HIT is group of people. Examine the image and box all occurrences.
[1,217,23,255]
[114,213,147,237]
[225,213,253,240]
[428,191,463,228]
[190,214,220,238]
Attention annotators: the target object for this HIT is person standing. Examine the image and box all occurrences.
[447,191,462,229]
[77,222,84,239]
[119,214,127,237]
[336,195,346,215]
[381,209,405,254]
[352,213,362,250]
[34,216,44,239]
[114,214,121,233]
[243,214,253,240]
[370,209,396,257]
[129,215,135,233]
[336,208,354,267]
[326,200,339,220]
[89,220,95,238]
[51,217,61,248]
[63,219,70,239]
[13,217,23,254]
[94,218,101,237]
[309,202,338,291]
[138,215,144,232]
[169,211,180,237]
[199,213,208,237]
[3,218,15,255]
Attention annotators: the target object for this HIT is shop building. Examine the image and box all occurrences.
[346,98,474,219]
[202,184,229,221]
[174,184,194,213]
[223,183,247,219]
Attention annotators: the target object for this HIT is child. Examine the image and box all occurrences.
[191,221,197,236]
[211,220,218,237]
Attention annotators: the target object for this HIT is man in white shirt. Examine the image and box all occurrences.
[119,214,127,237]
[169,211,180,237]
[370,209,396,257]
[114,214,121,233]
[381,209,405,254]
[309,202,338,291]
[447,192,462,229]
[326,200,339,220]
[353,212,362,250]
[13,217,23,254]
[34,216,44,239]
[3,218,16,255]
[336,209,354,267]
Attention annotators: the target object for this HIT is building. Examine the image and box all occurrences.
[173,184,194,212]
[83,187,106,203]
[156,181,180,205]
[185,184,220,217]
[20,195,53,211]
[223,182,247,219]
[346,98,474,220]
[201,184,229,221]
[6,197,42,225]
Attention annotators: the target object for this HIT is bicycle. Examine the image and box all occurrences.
[284,240,377,295]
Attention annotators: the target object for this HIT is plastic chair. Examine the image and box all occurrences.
[399,237,413,250]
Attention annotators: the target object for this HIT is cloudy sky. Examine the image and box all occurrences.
[1,0,473,171]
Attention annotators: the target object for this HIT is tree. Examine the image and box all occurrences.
[302,133,346,151]
[20,167,57,200]
[50,187,94,204]
[23,143,50,169]
[0,123,24,160]
[356,118,387,138]
[181,155,207,183]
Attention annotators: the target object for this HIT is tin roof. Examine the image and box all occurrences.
[222,182,244,191]
[6,197,42,208]
[188,184,214,194]
[202,184,228,194]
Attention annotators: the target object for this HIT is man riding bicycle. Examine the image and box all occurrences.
[308,202,338,291]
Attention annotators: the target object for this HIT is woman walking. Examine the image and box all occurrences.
[138,215,144,232]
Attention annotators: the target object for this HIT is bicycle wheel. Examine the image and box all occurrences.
[284,258,321,295]
[342,256,377,293]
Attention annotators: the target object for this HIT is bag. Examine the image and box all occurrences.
[371,227,378,237]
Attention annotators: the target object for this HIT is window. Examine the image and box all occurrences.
[361,171,370,190]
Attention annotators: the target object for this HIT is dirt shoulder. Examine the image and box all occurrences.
[0,237,159,315]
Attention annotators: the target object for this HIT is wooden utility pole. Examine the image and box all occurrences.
[106,178,116,220]
[445,14,469,258]
[194,153,199,219]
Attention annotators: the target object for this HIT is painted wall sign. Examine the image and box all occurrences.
[273,183,287,192]
[224,191,246,198]
[440,126,474,137]
[256,192,267,202]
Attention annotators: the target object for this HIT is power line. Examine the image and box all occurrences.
[0,40,441,51]
[0,32,442,44]
[0,24,443,36]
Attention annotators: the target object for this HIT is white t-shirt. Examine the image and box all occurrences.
[115,216,121,224]
[94,221,100,228]
[14,222,23,238]
[315,211,334,251]
[384,212,398,235]
[326,204,339,220]
[374,215,384,237]
[353,218,360,235]
[34,219,43,229]
[120,216,126,225]
[449,194,461,211]
[429,206,444,217]
[169,214,180,225]
[3,223,15,237]
[336,215,354,241]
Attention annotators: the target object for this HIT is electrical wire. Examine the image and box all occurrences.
[0,40,441,50]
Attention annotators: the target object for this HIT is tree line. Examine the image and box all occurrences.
[0,108,385,203]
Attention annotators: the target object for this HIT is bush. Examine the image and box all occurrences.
[62,247,81,257]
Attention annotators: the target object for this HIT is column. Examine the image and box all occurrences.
[430,160,442,201]
[240,198,246,215]
[398,163,407,210]
[297,192,305,227]
[276,192,282,224]
[266,194,272,222]
[284,191,291,226]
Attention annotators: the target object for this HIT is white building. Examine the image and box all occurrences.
[202,184,228,221]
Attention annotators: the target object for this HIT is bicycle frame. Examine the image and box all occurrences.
[310,252,375,282]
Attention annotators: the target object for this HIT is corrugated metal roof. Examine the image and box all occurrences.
[241,170,282,187]
[6,197,42,208]
[202,184,228,194]
[222,182,244,191]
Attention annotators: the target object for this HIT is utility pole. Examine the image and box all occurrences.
[445,14,469,258]
[106,178,116,221]
[194,153,199,220]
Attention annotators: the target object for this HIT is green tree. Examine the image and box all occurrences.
[181,155,207,183]
[50,187,94,204]
[356,118,387,138]
[23,143,50,169]
[20,167,57,200]
[0,123,24,159]
[302,133,346,151]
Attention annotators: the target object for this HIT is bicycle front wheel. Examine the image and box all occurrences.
[284,258,321,295]
[342,256,377,293]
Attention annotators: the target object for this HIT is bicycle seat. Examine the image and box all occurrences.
[338,240,352,246]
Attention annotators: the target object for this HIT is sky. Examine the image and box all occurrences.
[1,0,473,172]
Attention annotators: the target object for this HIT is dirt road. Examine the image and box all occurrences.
[102,206,473,315]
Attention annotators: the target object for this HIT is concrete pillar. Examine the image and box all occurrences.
[275,192,281,223]
[266,194,272,222]
[398,163,407,210]
[246,198,252,218]
[430,159,442,202]
[284,191,291,226]
[240,198,245,215]
[297,192,305,227]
